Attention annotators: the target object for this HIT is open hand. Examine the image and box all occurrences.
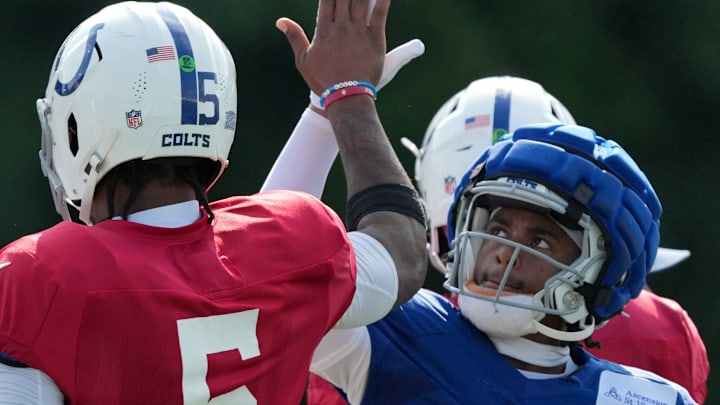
[277,0,388,96]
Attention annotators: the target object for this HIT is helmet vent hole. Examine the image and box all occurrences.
[449,98,460,113]
[132,72,149,103]
[68,114,79,156]
[218,72,228,96]
[550,100,563,120]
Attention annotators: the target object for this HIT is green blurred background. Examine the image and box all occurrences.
[0,0,717,402]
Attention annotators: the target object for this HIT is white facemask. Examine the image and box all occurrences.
[457,293,545,338]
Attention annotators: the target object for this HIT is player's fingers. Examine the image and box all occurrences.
[366,0,377,24]
[276,18,310,66]
[367,0,389,32]
[317,0,334,24]
[351,0,370,24]
[335,0,350,20]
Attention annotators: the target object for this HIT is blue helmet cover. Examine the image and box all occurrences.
[448,123,661,321]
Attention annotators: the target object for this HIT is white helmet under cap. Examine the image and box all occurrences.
[651,247,690,273]
[402,76,575,272]
[37,1,237,224]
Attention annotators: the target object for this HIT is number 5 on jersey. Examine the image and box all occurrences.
[177,309,260,404]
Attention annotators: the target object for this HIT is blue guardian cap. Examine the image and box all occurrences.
[445,123,660,341]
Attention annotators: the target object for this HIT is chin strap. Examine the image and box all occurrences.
[78,152,104,225]
[533,315,596,342]
[78,131,119,225]
[532,284,597,342]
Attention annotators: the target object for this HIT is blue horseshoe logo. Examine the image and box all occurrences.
[54,23,105,96]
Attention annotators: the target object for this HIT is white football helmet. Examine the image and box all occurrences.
[402,76,576,272]
[37,1,237,224]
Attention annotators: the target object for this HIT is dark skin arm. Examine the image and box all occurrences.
[276,0,426,309]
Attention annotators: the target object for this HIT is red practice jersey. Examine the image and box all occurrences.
[307,372,348,405]
[0,191,356,404]
[589,289,709,404]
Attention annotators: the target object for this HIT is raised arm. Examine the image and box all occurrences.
[260,39,424,198]
[276,0,427,310]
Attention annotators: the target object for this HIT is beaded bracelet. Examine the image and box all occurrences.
[319,81,378,109]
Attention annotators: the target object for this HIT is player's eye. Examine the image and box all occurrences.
[530,237,550,249]
[487,226,507,238]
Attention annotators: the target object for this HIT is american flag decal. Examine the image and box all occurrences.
[146,46,176,63]
[465,114,491,130]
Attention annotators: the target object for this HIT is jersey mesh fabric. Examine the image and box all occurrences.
[0,190,356,404]
[307,373,348,405]
[358,289,693,404]
[588,289,709,403]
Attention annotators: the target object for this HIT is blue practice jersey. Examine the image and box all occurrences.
[359,289,695,405]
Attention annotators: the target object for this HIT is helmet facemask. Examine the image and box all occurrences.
[446,175,608,342]
[38,98,72,221]
[445,123,661,344]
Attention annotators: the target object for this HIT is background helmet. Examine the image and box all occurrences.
[37,1,237,224]
[402,76,576,272]
[445,123,661,341]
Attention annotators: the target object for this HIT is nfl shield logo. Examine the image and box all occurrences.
[444,176,456,194]
[126,110,143,129]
